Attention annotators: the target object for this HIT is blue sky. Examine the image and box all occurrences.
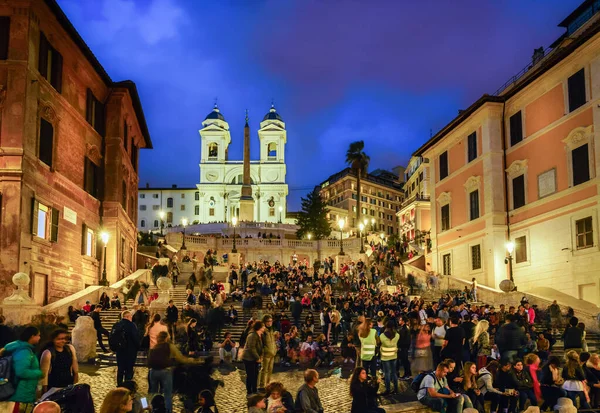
[58,0,581,210]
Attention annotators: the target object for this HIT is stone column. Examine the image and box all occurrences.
[2,272,42,325]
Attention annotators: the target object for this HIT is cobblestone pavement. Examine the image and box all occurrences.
[81,362,416,412]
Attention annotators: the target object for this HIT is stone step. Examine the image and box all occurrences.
[383,402,433,413]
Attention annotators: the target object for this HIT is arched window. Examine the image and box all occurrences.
[153,220,159,228]
[195,205,200,215]
[195,191,200,200]
[140,219,146,227]
[231,174,255,184]
[268,142,277,158]
[167,197,173,208]
[208,142,218,159]
[166,212,173,223]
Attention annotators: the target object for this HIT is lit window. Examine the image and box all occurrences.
[576,217,593,249]
[32,200,58,242]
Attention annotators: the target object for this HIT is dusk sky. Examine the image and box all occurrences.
[58,0,581,210]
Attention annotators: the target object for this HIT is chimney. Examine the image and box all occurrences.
[146,182,149,188]
[532,47,545,66]
[458,109,465,115]
[172,184,177,189]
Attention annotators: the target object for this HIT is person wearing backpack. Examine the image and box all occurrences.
[39,329,79,393]
[416,361,463,412]
[111,310,140,386]
[1,326,43,405]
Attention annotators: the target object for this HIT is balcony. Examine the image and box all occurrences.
[401,194,430,208]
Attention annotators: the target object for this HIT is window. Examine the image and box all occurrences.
[167,197,173,208]
[515,236,527,263]
[84,158,99,198]
[152,205,159,211]
[166,212,173,223]
[441,204,450,231]
[32,199,58,242]
[181,193,185,198]
[510,111,523,146]
[140,194,145,199]
[471,245,481,270]
[120,237,125,264]
[439,151,448,180]
[370,210,375,216]
[131,145,137,172]
[180,205,185,211]
[269,208,275,217]
[469,190,479,220]
[512,175,525,209]
[139,205,146,211]
[130,246,134,270]
[568,69,586,112]
[195,205,199,215]
[153,194,159,199]
[209,208,215,216]
[85,89,105,136]
[38,33,63,92]
[576,217,593,249]
[123,120,128,151]
[0,17,10,60]
[121,181,127,211]
[153,219,159,228]
[208,143,218,159]
[467,132,477,162]
[39,118,54,167]
[268,142,277,158]
[572,144,590,186]
[81,225,95,257]
[442,253,451,275]
[195,191,200,201]
[140,219,146,228]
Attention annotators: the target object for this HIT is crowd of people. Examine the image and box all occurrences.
[0,238,594,413]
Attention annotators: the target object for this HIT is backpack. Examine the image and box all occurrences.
[109,323,128,352]
[0,354,15,401]
[477,371,491,390]
[410,371,436,393]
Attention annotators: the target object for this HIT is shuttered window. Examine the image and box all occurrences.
[515,236,527,263]
[467,132,477,162]
[32,199,59,242]
[84,157,99,198]
[81,224,95,256]
[568,69,586,112]
[86,90,105,136]
[442,254,451,275]
[572,144,590,186]
[576,216,593,250]
[509,111,523,146]
[39,119,54,167]
[471,245,481,270]
[0,17,10,60]
[439,151,449,180]
[512,175,525,209]
[441,204,450,231]
[469,190,479,220]
[38,32,63,93]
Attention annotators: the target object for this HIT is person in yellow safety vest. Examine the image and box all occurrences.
[358,318,380,377]
[379,320,400,395]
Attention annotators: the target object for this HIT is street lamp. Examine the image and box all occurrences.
[180,218,188,250]
[307,233,312,241]
[232,216,238,253]
[505,241,515,283]
[338,218,345,256]
[159,211,165,236]
[359,223,365,253]
[99,231,109,286]
[278,206,283,223]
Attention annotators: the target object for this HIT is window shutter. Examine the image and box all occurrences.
[572,144,590,186]
[439,152,448,180]
[38,32,48,77]
[39,119,54,167]
[510,111,523,146]
[0,17,10,60]
[50,207,59,242]
[95,99,105,137]
[513,175,525,209]
[86,89,93,125]
[31,198,39,236]
[568,69,586,112]
[81,223,87,255]
[51,50,62,93]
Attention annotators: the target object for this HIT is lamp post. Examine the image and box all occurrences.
[307,233,312,241]
[159,211,165,236]
[359,223,365,253]
[232,216,238,253]
[278,206,283,224]
[338,218,345,256]
[100,231,109,286]
[181,218,188,250]
[505,241,515,283]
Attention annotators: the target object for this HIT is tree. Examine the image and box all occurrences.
[346,141,370,229]
[296,189,332,240]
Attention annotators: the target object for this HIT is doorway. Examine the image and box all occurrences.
[33,273,48,306]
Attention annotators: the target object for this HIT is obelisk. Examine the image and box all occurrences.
[239,110,255,221]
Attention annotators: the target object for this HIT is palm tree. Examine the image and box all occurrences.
[346,140,370,229]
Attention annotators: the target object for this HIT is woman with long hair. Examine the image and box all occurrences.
[186,318,201,356]
[477,360,504,413]
[349,367,385,413]
[358,318,380,377]
[524,353,542,403]
[462,361,484,412]
[379,320,399,395]
[539,355,567,411]
[39,329,79,393]
[100,388,133,413]
[146,313,168,349]
[562,349,591,409]
[472,319,491,369]
[241,321,265,395]
[411,325,433,374]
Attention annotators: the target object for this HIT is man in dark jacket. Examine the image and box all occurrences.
[340,302,355,336]
[114,310,140,386]
[290,296,303,327]
[166,299,179,339]
[495,314,526,363]
[563,316,583,353]
[397,316,412,379]
[91,305,110,353]
[295,369,324,413]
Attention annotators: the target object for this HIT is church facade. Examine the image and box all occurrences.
[197,105,288,223]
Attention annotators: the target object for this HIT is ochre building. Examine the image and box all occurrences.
[0,0,151,303]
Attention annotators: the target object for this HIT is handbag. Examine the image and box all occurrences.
[414,348,428,358]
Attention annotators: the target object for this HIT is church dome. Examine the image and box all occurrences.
[204,104,225,121]
[263,104,283,122]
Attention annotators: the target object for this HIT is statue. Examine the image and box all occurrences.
[71,316,97,362]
